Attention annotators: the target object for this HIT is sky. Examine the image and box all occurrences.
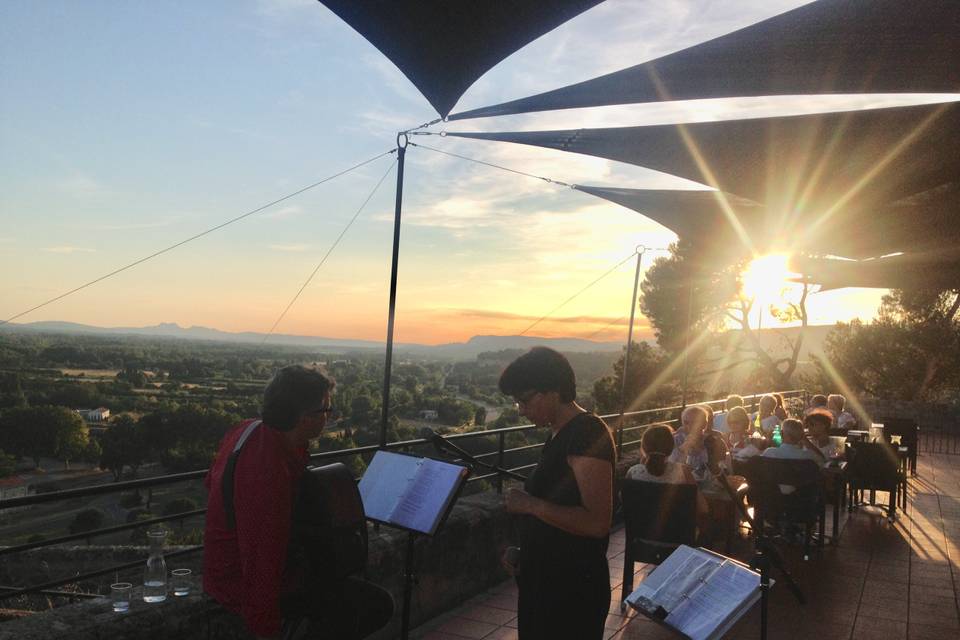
[1,0,950,345]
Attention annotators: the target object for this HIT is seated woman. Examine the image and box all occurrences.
[804,409,838,461]
[627,423,709,523]
[725,406,762,460]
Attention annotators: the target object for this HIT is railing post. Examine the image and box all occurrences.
[497,432,505,494]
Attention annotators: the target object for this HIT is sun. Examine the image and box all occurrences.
[740,253,797,304]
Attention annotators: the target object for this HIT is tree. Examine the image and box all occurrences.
[640,241,811,392]
[592,342,671,414]
[0,405,85,469]
[99,416,149,481]
[0,449,16,477]
[818,288,960,401]
[69,508,105,534]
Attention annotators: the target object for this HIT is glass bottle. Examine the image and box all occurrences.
[143,529,168,603]
[772,424,782,447]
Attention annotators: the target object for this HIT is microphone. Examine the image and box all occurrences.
[422,428,527,481]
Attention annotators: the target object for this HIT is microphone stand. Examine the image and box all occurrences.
[713,466,805,640]
[426,431,527,482]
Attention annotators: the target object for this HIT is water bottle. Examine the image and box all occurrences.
[772,424,782,447]
[143,529,168,603]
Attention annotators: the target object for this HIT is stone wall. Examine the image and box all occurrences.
[0,449,645,639]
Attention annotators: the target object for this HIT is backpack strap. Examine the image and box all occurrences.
[221,419,262,531]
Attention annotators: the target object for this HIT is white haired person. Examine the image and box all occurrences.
[827,394,857,430]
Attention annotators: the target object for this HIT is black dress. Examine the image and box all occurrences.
[517,413,616,640]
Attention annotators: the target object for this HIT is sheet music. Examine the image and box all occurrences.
[358,451,467,535]
[667,560,759,640]
[358,452,421,523]
[651,555,717,611]
[391,458,466,534]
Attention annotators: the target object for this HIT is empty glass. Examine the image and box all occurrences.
[111,582,132,613]
[171,568,192,597]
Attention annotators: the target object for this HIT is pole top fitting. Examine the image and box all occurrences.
[396,132,409,149]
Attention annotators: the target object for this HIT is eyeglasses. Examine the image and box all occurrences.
[514,391,539,410]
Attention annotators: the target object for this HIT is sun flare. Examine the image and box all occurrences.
[740,253,797,304]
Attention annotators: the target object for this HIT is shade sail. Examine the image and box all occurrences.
[792,252,960,290]
[448,102,960,219]
[449,0,960,121]
[577,181,960,260]
[317,0,603,118]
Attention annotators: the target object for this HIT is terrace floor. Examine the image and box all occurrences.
[412,453,960,640]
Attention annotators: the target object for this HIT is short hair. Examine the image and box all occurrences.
[726,406,749,428]
[641,424,675,476]
[759,394,777,411]
[698,404,715,430]
[261,365,335,432]
[827,394,846,410]
[681,405,708,428]
[810,394,828,408]
[804,409,833,431]
[781,418,804,443]
[725,394,744,410]
[498,347,576,403]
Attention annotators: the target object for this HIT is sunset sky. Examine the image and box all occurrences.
[2,0,950,345]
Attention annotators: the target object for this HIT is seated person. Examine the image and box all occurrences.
[827,394,857,430]
[762,419,823,463]
[751,394,781,436]
[804,409,838,461]
[669,405,710,479]
[627,423,709,525]
[806,393,828,415]
[773,393,789,421]
[725,406,762,460]
[713,395,743,433]
[762,418,823,494]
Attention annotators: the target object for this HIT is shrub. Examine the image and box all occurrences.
[118,492,142,509]
[69,508,105,534]
[162,497,199,517]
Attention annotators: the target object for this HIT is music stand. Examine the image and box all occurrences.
[713,467,805,640]
[358,451,470,640]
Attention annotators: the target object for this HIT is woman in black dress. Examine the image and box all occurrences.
[498,347,616,640]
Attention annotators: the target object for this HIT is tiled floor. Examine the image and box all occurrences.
[412,453,960,639]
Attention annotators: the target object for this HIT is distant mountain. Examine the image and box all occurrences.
[1,321,624,358]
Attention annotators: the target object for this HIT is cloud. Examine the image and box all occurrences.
[93,219,178,231]
[442,307,637,327]
[268,243,310,252]
[42,246,96,254]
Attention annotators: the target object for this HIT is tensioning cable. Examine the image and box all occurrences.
[408,141,574,188]
[261,158,398,344]
[2,149,396,326]
[519,251,639,337]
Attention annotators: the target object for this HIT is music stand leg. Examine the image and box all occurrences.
[756,547,770,640]
[400,532,417,640]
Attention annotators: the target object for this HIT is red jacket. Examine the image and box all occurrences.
[203,419,308,637]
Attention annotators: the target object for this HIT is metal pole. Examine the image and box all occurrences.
[616,248,644,454]
[380,134,408,448]
[680,276,694,409]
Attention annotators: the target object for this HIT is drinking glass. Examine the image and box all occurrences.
[111,582,132,613]
[171,568,192,597]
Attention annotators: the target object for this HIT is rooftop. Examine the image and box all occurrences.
[413,451,960,640]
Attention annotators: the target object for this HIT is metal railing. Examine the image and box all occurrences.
[0,389,804,604]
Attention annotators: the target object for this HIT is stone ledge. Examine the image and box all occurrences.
[0,450,644,639]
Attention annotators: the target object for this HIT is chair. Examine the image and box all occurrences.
[879,418,919,475]
[619,479,698,608]
[740,457,825,560]
[846,441,907,521]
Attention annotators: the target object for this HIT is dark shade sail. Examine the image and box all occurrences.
[577,181,960,261]
[449,0,960,121]
[792,252,960,290]
[317,0,604,118]
[448,102,960,220]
